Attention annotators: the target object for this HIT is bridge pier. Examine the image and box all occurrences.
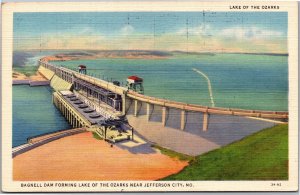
[67,109,70,123]
[180,110,186,130]
[122,95,126,115]
[71,114,74,127]
[73,117,76,128]
[52,92,90,129]
[146,103,153,121]
[162,106,168,126]
[134,100,138,117]
[203,112,209,131]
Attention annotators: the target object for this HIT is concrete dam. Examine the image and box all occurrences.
[19,59,288,156]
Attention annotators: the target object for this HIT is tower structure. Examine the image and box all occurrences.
[126,75,144,94]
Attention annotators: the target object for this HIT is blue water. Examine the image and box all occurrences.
[52,53,288,111]
[13,85,71,147]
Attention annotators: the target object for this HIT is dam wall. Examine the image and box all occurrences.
[50,75,72,91]
[38,65,55,80]
[126,100,276,156]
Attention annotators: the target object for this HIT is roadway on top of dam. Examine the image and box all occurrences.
[39,59,288,120]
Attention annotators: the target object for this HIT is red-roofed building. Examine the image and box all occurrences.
[126,75,144,94]
[127,75,143,83]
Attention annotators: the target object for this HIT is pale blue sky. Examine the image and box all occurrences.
[13,12,288,53]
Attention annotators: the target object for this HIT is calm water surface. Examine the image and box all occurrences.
[13,85,71,147]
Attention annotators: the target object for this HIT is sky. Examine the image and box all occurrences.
[13,12,288,53]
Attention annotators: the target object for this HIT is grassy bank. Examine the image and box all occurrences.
[162,124,288,180]
[92,132,103,140]
[152,145,194,162]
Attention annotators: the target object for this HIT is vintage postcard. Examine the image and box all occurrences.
[1,1,298,192]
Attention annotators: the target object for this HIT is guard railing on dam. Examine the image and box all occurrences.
[39,60,126,95]
[126,91,288,119]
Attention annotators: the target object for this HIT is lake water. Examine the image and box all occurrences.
[13,85,71,147]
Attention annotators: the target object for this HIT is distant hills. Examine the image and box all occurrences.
[13,49,288,67]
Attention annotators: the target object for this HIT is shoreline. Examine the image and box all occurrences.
[12,71,49,83]
[13,131,188,181]
[39,50,172,63]
[12,128,85,157]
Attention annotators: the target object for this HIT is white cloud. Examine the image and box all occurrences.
[176,24,284,41]
[15,24,286,53]
[176,24,212,36]
[79,27,94,34]
[219,26,284,40]
[120,25,135,35]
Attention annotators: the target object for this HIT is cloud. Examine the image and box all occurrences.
[219,26,284,40]
[176,24,212,36]
[14,24,287,54]
[120,25,135,35]
[176,24,284,41]
[14,33,106,50]
[78,27,94,35]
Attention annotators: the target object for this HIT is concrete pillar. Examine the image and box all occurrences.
[67,109,69,122]
[64,107,67,119]
[73,115,75,127]
[71,114,74,126]
[162,106,168,126]
[146,103,152,121]
[66,108,68,121]
[70,111,72,124]
[134,100,138,117]
[68,109,71,123]
[203,112,209,131]
[180,110,186,130]
[66,107,68,118]
[122,95,126,115]
[73,117,75,128]
[70,114,73,126]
